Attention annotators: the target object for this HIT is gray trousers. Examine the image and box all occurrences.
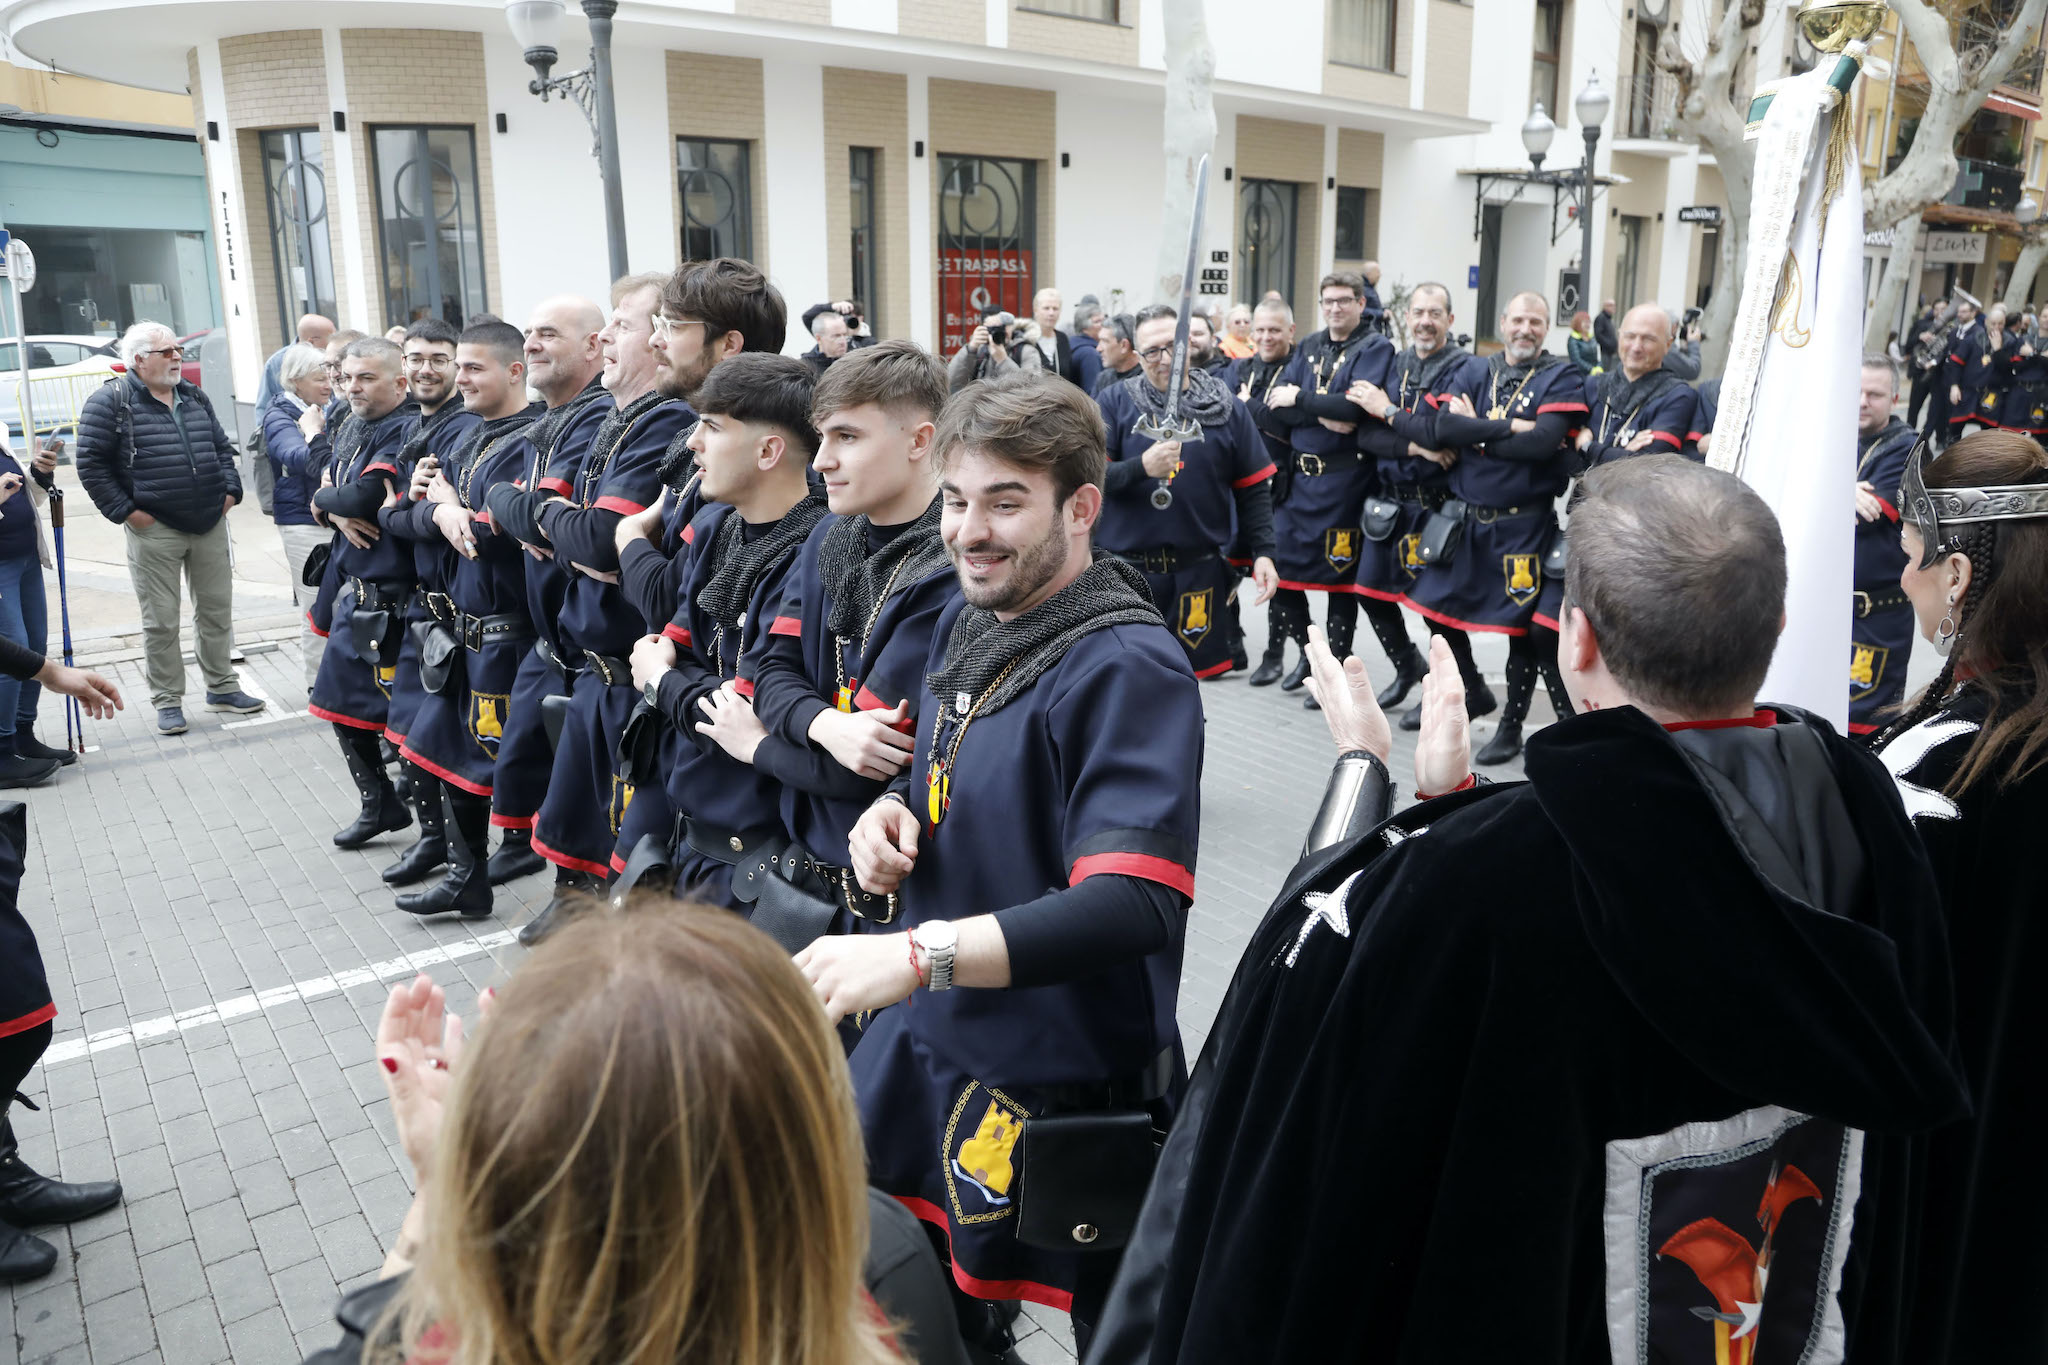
[276,523,329,691]
[124,518,239,708]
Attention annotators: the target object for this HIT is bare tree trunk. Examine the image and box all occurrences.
[1156,0,1217,306]
[1866,210,1926,350]
[2004,235,2048,309]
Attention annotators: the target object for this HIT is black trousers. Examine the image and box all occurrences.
[0,1020,52,1105]
[1908,371,1937,428]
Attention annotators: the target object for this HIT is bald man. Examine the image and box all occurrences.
[257,312,339,412]
[521,295,608,408]
[1576,303,1698,468]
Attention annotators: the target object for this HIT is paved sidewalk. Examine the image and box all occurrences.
[3,608,1532,1365]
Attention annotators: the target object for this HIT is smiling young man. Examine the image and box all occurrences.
[732,340,960,930]
[307,338,421,850]
[381,318,545,918]
[613,353,828,907]
[796,371,1203,1358]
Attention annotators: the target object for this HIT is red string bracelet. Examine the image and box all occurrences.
[906,933,927,994]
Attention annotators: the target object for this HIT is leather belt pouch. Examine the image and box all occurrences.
[540,694,571,751]
[1015,1109,1159,1253]
[415,620,464,697]
[608,833,676,907]
[615,700,665,787]
[1362,495,1401,543]
[749,867,839,956]
[1417,499,1467,567]
[1542,525,1568,579]
[300,541,331,589]
[349,601,396,666]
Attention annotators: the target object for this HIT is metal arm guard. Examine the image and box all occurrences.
[1302,751,1393,859]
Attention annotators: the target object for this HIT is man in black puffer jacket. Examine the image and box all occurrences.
[74,321,265,736]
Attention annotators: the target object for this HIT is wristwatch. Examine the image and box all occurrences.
[642,667,669,711]
[912,920,958,991]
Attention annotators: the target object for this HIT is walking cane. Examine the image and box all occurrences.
[47,477,81,753]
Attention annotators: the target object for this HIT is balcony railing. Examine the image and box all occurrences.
[1615,71,1681,141]
[1958,15,2047,95]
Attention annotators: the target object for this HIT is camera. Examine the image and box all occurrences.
[983,311,1015,348]
[1682,306,1703,326]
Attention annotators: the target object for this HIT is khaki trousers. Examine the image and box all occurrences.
[275,523,329,691]
[124,518,239,708]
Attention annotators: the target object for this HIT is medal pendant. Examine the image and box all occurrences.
[836,685,854,713]
[1488,405,1507,420]
[926,768,949,825]
[1151,484,1175,510]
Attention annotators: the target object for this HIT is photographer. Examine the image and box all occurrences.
[1662,308,1704,379]
[945,307,1023,393]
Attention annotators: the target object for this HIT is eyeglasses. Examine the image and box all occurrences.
[652,315,711,343]
[139,346,186,360]
[1319,296,1359,309]
[1137,344,1176,362]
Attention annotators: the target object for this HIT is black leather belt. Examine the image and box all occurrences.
[583,651,632,687]
[1295,449,1366,477]
[1464,503,1546,524]
[349,579,404,613]
[423,592,456,623]
[1118,546,1218,574]
[1854,587,1912,617]
[461,612,535,652]
[535,636,579,681]
[1038,1047,1177,1115]
[682,815,784,866]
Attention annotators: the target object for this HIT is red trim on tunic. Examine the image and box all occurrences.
[1849,720,1880,735]
[490,812,536,830]
[1664,710,1779,732]
[1686,431,1706,443]
[1192,658,1235,678]
[1531,611,1562,632]
[1647,430,1682,449]
[609,851,628,874]
[852,684,915,731]
[530,832,613,878]
[1874,495,1900,523]
[0,1001,56,1040]
[400,744,494,797]
[1398,593,1529,638]
[308,702,384,731]
[307,610,330,640]
[382,727,407,747]
[662,622,693,646]
[1070,851,1195,899]
[769,615,804,637]
[1351,582,1408,603]
[1536,401,1589,415]
[593,495,646,515]
[1225,556,1252,568]
[537,477,572,496]
[895,1196,1076,1313]
[1274,576,1371,596]
[734,677,756,698]
[1232,464,1279,488]
[362,462,399,477]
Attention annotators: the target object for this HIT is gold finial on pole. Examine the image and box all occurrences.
[1797,0,1888,53]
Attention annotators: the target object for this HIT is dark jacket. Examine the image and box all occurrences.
[1071,332,1105,393]
[799,347,835,379]
[1593,308,1619,365]
[260,394,329,528]
[74,372,243,534]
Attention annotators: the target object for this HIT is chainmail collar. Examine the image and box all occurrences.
[398,398,469,464]
[528,375,612,486]
[927,552,1161,723]
[451,403,548,510]
[1124,364,1235,428]
[696,488,831,640]
[1396,341,1469,401]
[818,494,951,640]
[1595,365,1680,430]
[334,398,418,478]
[657,419,699,490]
[1491,349,1564,383]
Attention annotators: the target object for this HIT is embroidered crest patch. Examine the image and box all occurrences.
[470,691,509,755]
[1400,533,1424,577]
[607,774,635,835]
[1325,527,1360,572]
[943,1082,1029,1224]
[1503,553,1541,605]
[1178,588,1213,644]
[1848,642,1887,699]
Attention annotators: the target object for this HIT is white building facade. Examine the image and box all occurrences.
[2,0,1736,401]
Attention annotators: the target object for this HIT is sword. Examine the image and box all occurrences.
[1136,152,1212,510]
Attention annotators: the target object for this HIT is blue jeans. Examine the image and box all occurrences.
[0,556,47,744]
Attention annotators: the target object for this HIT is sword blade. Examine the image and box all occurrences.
[1138,152,1212,446]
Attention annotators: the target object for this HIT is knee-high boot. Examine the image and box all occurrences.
[380,762,448,886]
[1303,597,1362,711]
[395,787,493,919]
[517,865,603,947]
[488,825,547,885]
[1533,626,1574,723]
[1475,645,1537,765]
[1360,597,1426,708]
[333,725,411,849]
[1259,590,1307,688]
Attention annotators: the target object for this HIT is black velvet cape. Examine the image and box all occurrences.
[1088,706,1969,1365]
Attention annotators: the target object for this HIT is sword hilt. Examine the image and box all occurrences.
[1132,415,1203,446]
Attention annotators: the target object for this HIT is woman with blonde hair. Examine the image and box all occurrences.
[1219,304,1255,360]
[306,901,961,1365]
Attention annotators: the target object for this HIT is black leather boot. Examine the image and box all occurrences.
[381,738,409,803]
[396,790,493,919]
[487,826,546,885]
[0,1219,55,1283]
[1362,599,1425,709]
[381,764,448,886]
[1476,652,1537,766]
[0,1115,121,1228]
[333,726,411,849]
[1247,643,1287,687]
[13,732,76,767]
[517,871,601,947]
[1265,593,1308,689]
[1279,655,1312,692]
[1374,648,1426,710]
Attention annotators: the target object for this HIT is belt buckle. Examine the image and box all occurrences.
[1853,590,1872,618]
[583,649,612,685]
[840,869,900,924]
[462,617,483,651]
[1472,506,1496,525]
[1299,454,1325,477]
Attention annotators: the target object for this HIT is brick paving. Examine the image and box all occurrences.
[3,604,1538,1365]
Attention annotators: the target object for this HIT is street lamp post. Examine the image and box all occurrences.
[1574,72,1611,321]
[506,0,629,280]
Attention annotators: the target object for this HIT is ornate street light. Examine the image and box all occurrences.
[507,0,628,280]
[1523,105,1558,172]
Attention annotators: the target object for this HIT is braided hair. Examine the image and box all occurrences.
[1884,520,1997,739]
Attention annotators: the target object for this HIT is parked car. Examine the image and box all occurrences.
[0,335,119,454]
[178,328,213,389]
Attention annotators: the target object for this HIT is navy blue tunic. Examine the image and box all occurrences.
[1399,355,1585,635]
[1356,347,1489,602]
[1850,417,1919,737]
[1942,321,1991,431]
[379,403,482,747]
[307,402,418,732]
[850,601,1201,1310]
[1998,340,2048,432]
[1580,370,1699,465]
[1096,381,1276,676]
[1269,330,1395,592]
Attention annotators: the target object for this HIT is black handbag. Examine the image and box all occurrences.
[1416,499,1468,567]
[1361,495,1401,543]
[1014,1109,1160,1253]
[300,540,331,589]
[414,620,464,697]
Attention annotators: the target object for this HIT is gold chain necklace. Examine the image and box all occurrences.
[924,657,1019,827]
[1486,365,1541,422]
[834,553,911,711]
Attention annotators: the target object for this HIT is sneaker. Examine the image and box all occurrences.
[156,706,188,735]
[203,690,266,715]
[0,755,59,789]
[12,733,76,767]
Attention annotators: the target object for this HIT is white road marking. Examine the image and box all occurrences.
[36,930,518,1070]
[222,709,308,730]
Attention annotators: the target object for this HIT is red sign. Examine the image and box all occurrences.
[939,248,1034,356]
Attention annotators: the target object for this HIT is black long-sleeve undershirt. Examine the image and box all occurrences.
[1399,409,1576,463]
[1233,478,1275,560]
[537,500,625,575]
[618,537,689,635]
[312,469,399,520]
[0,635,43,682]
[996,875,1181,988]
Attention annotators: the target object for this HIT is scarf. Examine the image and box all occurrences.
[695,488,831,640]
[1593,365,1679,439]
[1394,342,1469,408]
[927,553,1161,721]
[818,494,952,640]
[1123,364,1235,429]
[397,398,470,466]
[335,399,417,479]
[657,420,699,490]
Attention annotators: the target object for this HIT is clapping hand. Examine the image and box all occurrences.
[375,972,493,1184]
[1303,622,1391,763]
[1412,635,1472,798]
